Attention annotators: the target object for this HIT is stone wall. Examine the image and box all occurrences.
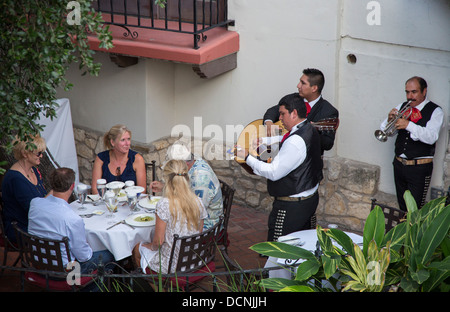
[74,125,397,233]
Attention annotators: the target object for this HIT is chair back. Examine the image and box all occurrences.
[218,179,235,245]
[168,216,223,274]
[145,161,157,195]
[370,198,406,232]
[12,221,71,274]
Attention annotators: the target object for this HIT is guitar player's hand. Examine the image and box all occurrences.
[235,145,249,161]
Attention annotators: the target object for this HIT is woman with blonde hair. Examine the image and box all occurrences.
[1,134,48,242]
[132,159,207,274]
[91,124,146,192]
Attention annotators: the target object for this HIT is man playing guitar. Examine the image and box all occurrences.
[263,68,339,157]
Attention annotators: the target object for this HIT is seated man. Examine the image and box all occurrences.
[150,143,223,230]
[28,167,115,277]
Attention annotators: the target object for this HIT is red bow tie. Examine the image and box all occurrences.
[408,107,422,123]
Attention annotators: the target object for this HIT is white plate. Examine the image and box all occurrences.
[138,196,162,209]
[106,181,125,189]
[125,186,145,194]
[125,213,155,227]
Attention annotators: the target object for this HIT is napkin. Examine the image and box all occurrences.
[139,242,158,273]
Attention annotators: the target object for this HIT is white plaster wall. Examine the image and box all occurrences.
[59,52,148,142]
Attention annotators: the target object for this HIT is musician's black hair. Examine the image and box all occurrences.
[406,76,427,93]
[278,93,307,118]
[303,68,325,94]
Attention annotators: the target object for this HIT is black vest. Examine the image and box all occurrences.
[267,121,322,197]
[394,101,439,159]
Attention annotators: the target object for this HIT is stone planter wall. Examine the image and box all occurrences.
[73,125,397,233]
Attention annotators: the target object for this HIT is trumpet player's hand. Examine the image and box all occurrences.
[388,108,398,122]
[395,118,409,130]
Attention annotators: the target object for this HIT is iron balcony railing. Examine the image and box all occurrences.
[93,0,235,49]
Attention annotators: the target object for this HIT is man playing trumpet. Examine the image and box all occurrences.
[380,76,443,211]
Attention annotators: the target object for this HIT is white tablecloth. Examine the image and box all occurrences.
[264,229,363,279]
[70,200,154,261]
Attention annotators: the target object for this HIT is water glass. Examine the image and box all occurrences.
[96,178,107,204]
[104,192,118,224]
[126,191,139,213]
[77,184,89,211]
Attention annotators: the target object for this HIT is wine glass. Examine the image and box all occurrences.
[96,178,107,204]
[77,184,88,211]
[104,192,118,225]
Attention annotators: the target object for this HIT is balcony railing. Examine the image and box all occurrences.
[93,0,235,49]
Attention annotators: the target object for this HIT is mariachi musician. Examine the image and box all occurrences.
[379,76,443,211]
[237,93,322,241]
[263,68,339,157]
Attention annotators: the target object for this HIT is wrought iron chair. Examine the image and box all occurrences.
[145,217,223,291]
[0,197,20,274]
[12,222,97,291]
[370,198,406,232]
[217,179,235,252]
[145,160,157,195]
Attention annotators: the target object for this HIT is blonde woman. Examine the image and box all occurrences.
[132,159,207,274]
[91,124,146,193]
[1,134,48,242]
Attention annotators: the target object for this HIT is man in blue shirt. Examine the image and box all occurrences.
[28,168,114,275]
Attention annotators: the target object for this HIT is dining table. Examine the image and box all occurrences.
[70,196,158,261]
[264,229,363,280]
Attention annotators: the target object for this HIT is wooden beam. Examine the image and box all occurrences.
[109,54,139,68]
[192,53,237,79]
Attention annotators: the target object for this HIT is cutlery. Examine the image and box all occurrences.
[106,220,135,230]
[80,214,94,218]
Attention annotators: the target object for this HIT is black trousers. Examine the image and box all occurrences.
[393,157,433,212]
[267,192,319,241]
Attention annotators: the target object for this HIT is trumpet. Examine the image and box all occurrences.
[374,101,412,142]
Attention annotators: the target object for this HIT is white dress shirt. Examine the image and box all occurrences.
[28,195,93,265]
[380,98,444,158]
[246,120,319,197]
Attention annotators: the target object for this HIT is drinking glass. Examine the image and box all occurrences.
[96,179,107,204]
[104,193,119,225]
[111,186,122,197]
[77,184,88,211]
[126,191,139,213]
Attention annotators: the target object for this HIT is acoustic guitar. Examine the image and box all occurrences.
[234,118,339,175]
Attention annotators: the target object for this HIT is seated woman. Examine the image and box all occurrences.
[132,159,207,274]
[1,134,48,242]
[91,124,146,193]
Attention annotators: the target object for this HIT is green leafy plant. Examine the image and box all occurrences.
[251,191,450,292]
[0,0,112,149]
